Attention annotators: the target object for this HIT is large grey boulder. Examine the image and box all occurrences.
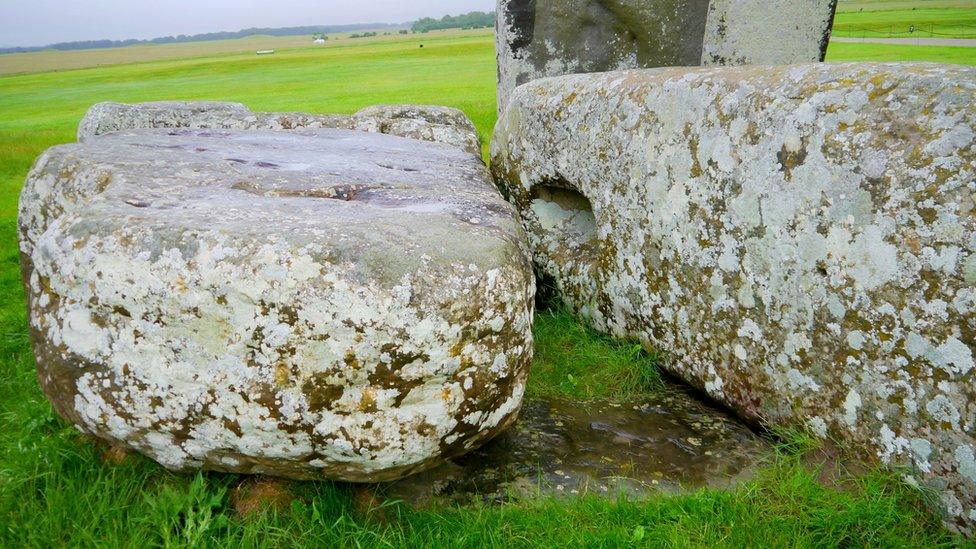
[20,128,534,481]
[496,0,838,111]
[78,101,482,155]
[492,63,976,533]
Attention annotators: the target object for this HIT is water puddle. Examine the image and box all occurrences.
[377,391,772,506]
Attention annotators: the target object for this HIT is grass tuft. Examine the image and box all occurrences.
[529,307,662,402]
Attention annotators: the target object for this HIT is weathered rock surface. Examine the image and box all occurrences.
[379,393,770,506]
[20,128,534,481]
[350,105,482,156]
[491,63,976,533]
[78,101,482,155]
[496,0,838,111]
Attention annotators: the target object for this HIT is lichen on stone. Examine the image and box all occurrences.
[20,127,535,482]
[491,62,976,534]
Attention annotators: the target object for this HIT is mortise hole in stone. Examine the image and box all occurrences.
[528,183,599,250]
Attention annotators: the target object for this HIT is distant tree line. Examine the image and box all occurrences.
[0,24,401,54]
[411,11,494,33]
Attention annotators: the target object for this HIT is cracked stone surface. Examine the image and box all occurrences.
[77,101,483,155]
[491,62,976,534]
[19,128,535,482]
[378,393,770,506]
[496,0,838,112]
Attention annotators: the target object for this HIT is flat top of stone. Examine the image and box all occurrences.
[101,100,251,112]
[30,128,520,284]
[76,101,483,155]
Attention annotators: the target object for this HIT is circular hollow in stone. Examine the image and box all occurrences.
[19,128,535,482]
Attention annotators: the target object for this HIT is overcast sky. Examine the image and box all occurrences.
[0,0,495,47]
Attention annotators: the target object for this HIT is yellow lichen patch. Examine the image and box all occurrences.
[358,387,378,413]
[344,349,360,370]
[274,363,290,388]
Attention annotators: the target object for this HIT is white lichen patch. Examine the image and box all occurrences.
[491,62,976,535]
[808,417,828,438]
[20,127,534,482]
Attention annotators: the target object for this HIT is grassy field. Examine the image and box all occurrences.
[1,17,974,549]
[0,28,489,77]
[828,41,976,63]
[840,0,976,8]
[834,0,976,38]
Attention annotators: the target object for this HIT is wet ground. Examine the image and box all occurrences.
[377,390,772,506]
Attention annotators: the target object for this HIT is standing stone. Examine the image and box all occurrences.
[496,0,838,112]
[20,128,534,481]
[78,101,482,155]
[491,63,976,534]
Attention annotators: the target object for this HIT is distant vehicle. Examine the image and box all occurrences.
[314,38,326,44]
[256,49,275,55]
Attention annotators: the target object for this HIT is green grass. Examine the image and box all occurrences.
[0,411,959,546]
[530,309,662,402]
[827,41,976,64]
[0,28,494,77]
[0,21,972,549]
[834,1,976,38]
[840,0,976,9]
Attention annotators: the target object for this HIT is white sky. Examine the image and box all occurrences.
[0,0,495,47]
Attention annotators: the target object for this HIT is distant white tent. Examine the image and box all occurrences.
[314,38,326,44]
[256,49,275,55]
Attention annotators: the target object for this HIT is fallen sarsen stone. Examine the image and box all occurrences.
[21,127,534,481]
[492,62,976,534]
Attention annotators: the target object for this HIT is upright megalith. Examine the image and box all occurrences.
[491,63,976,533]
[20,127,534,481]
[496,0,838,111]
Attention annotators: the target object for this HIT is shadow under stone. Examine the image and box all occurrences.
[375,390,772,507]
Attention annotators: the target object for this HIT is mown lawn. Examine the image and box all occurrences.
[1,27,973,548]
[834,0,976,38]
[828,41,976,64]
